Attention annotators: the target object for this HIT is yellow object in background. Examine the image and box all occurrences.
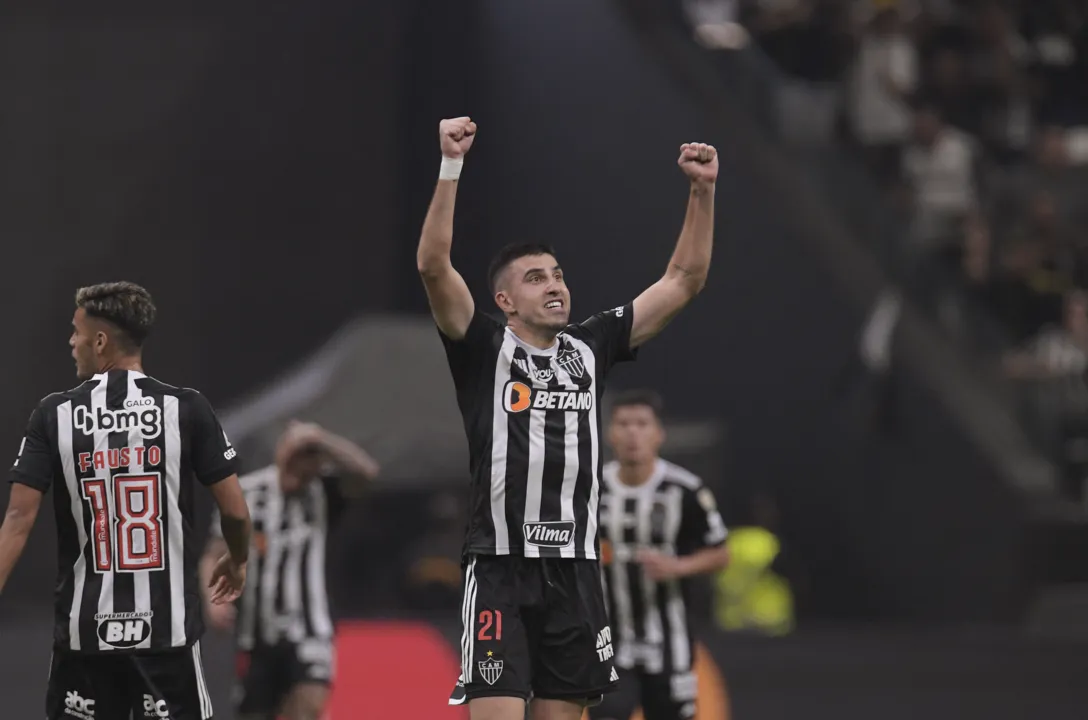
[714,527,794,636]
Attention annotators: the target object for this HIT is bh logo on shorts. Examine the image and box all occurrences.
[64,691,95,719]
[143,695,170,719]
[478,650,504,686]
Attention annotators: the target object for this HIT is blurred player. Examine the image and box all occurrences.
[591,390,729,720]
[417,117,718,720]
[0,281,250,720]
[201,420,379,720]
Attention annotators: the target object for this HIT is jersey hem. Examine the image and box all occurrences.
[8,471,50,492]
[53,637,200,655]
[465,546,599,560]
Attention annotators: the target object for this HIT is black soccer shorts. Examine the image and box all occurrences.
[449,554,619,705]
[234,638,335,717]
[46,642,214,720]
[589,666,698,720]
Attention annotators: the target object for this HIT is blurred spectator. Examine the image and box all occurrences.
[745,0,854,82]
[918,47,986,137]
[990,126,1088,233]
[1022,0,1088,127]
[989,190,1082,341]
[901,102,979,251]
[1003,289,1088,499]
[964,1,1034,160]
[848,5,919,183]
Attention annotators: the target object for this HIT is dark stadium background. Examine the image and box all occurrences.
[2,1,1087,718]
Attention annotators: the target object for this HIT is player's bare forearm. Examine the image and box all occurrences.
[209,474,251,565]
[0,484,42,593]
[666,181,715,296]
[417,117,478,340]
[417,180,459,275]
[677,544,730,577]
[219,514,250,565]
[630,144,718,348]
[314,429,380,481]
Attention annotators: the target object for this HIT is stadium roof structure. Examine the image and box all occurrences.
[218,314,471,487]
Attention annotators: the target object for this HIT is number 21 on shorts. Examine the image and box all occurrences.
[477,609,503,641]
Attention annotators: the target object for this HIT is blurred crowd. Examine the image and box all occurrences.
[683,0,1088,499]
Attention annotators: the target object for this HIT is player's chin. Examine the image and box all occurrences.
[542,316,569,332]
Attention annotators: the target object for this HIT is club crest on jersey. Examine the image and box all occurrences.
[74,403,162,439]
[523,520,576,548]
[478,656,504,686]
[555,346,586,379]
[502,382,593,414]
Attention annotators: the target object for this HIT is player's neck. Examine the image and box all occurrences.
[506,319,558,351]
[97,355,144,375]
[617,460,657,487]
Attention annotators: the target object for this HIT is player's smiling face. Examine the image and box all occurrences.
[496,253,571,333]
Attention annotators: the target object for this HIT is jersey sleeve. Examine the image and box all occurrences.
[571,303,638,371]
[677,483,728,554]
[438,310,502,390]
[9,405,54,493]
[187,392,239,486]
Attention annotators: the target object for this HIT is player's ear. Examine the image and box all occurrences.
[495,290,515,315]
[94,330,109,354]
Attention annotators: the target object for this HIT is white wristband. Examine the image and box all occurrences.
[439,156,464,181]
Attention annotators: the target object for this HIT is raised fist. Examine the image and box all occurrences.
[677,142,718,184]
[439,117,477,159]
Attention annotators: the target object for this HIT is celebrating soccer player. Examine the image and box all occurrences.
[592,389,729,720]
[201,420,379,720]
[417,116,717,720]
[0,282,251,720]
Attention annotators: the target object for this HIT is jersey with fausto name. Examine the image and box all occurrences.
[439,304,637,560]
[8,370,238,654]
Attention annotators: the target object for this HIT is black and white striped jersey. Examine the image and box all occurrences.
[440,305,637,560]
[599,459,727,674]
[210,465,344,653]
[8,370,238,654]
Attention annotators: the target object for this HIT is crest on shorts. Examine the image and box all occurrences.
[555,343,586,379]
[478,656,504,686]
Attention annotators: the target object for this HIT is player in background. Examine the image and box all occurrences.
[202,420,379,720]
[591,390,729,720]
[0,281,250,720]
[417,117,718,720]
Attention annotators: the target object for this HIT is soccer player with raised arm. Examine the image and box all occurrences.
[418,117,717,720]
[0,282,251,720]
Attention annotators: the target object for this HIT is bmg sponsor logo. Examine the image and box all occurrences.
[74,404,162,439]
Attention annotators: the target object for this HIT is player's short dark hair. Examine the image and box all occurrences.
[75,281,156,350]
[487,242,558,294]
[611,388,664,419]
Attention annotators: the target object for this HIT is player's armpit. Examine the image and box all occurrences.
[629,276,697,348]
[0,482,43,593]
[419,263,475,341]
